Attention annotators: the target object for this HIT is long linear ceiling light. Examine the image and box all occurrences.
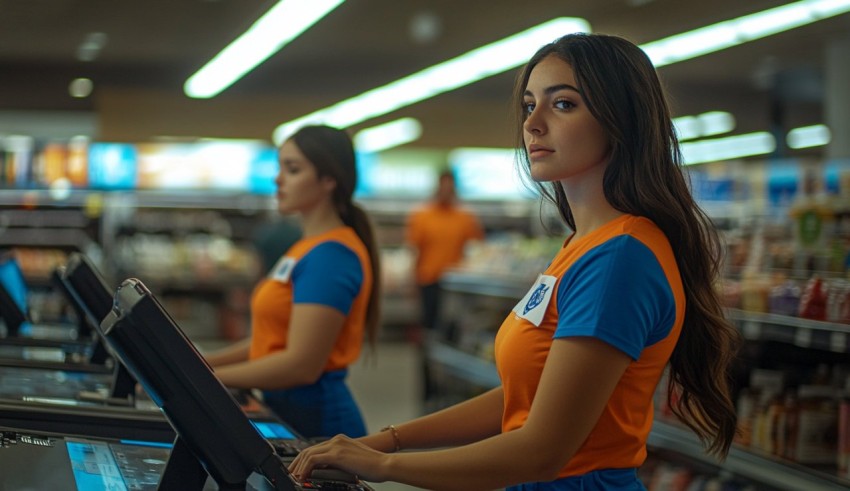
[787,124,831,148]
[681,122,832,164]
[642,0,850,67]
[273,0,850,145]
[185,0,345,99]
[682,132,776,165]
[272,17,590,144]
[674,111,736,141]
[354,118,423,153]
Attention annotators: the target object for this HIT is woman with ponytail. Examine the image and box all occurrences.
[206,125,381,439]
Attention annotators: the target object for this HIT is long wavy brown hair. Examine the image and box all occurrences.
[289,125,382,350]
[512,33,741,458]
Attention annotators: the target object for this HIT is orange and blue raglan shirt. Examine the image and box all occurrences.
[248,226,372,371]
[494,214,685,481]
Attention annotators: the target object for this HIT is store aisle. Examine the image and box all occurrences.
[348,341,424,491]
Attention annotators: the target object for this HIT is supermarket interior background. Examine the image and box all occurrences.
[1,1,850,490]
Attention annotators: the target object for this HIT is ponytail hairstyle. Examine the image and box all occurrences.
[512,33,741,458]
[288,125,382,350]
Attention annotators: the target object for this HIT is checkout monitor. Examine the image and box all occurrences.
[100,278,366,490]
[0,253,85,346]
[59,253,113,337]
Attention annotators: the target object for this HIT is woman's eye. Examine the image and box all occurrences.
[554,100,575,110]
[522,102,535,114]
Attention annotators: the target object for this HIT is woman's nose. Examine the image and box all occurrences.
[524,109,544,135]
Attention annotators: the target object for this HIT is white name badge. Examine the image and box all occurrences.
[270,257,296,283]
[512,274,557,327]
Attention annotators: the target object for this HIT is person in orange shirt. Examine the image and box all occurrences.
[406,170,484,332]
[204,125,381,439]
[290,33,741,490]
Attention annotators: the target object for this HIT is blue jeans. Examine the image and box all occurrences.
[507,468,646,491]
[262,369,367,439]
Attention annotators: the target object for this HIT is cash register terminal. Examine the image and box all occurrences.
[97,277,370,490]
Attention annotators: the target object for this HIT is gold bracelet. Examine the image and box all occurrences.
[380,424,402,452]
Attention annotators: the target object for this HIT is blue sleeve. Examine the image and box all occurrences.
[291,242,364,315]
[554,235,676,360]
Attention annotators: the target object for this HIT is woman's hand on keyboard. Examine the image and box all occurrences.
[288,434,389,483]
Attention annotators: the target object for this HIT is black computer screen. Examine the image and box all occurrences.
[52,267,92,339]
[0,253,28,335]
[59,253,114,338]
[100,278,293,490]
[60,252,133,385]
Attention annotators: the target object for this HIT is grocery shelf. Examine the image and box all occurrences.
[0,228,93,250]
[0,189,96,207]
[441,271,850,354]
[649,420,850,491]
[433,272,850,490]
[727,308,850,353]
[427,341,850,490]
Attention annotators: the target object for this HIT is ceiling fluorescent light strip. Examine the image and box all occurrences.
[673,116,702,141]
[787,124,831,148]
[185,0,345,99]
[682,132,776,165]
[273,0,849,145]
[642,0,850,67]
[354,118,423,153]
[698,111,736,137]
[674,111,736,141]
[273,17,590,144]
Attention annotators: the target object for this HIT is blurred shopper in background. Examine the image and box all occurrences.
[406,170,484,333]
[205,125,381,439]
[290,33,741,490]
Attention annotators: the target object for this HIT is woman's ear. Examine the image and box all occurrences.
[320,175,338,194]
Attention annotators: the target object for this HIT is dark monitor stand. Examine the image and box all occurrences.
[101,278,364,491]
[58,253,136,401]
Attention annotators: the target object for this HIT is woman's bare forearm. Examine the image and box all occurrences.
[203,338,251,367]
[359,387,504,452]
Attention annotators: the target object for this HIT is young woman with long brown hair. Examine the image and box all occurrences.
[289,33,740,490]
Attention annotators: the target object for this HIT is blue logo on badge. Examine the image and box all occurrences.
[523,283,549,315]
[277,262,292,277]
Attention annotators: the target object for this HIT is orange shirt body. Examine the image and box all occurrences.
[248,226,372,371]
[495,215,685,480]
[406,203,484,285]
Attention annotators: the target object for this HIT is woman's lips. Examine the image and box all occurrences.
[528,145,553,158]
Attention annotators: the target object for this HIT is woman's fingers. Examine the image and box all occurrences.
[289,435,348,480]
[288,434,387,483]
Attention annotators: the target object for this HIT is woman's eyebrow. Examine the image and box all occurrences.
[524,83,581,97]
